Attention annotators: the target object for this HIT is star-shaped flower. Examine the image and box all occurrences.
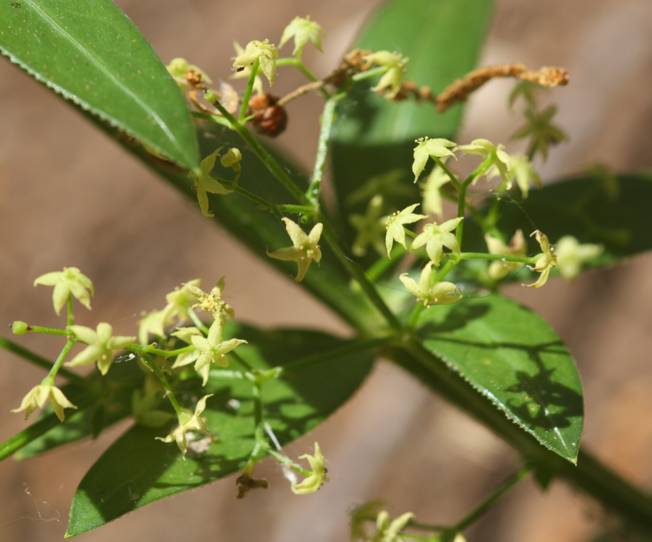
[163,279,204,324]
[399,262,462,307]
[193,149,232,218]
[525,230,557,288]
[350,195,386,257]
[363,51,408,99]
[138,309,169,345]
[12,382,76,422]
[233,39,278,85]
[172,321,247,385]
[411,217,462,266]
[291,442,329,495]
[156,394,213,455]
[555,235,603,279]
[485,230,527,280]
[268,218,323,282]
[372,510,415,542]
[512,104,567,161]
[280,16,323,57]
[458,138,511,183]
[412,138,456,182]
[231,42,264,94]
[68,323,135,375]
[421,166,450,218]
[193,278,235,325]
[506,154,541,198]
[384,204,426,256]
[34,267,94,315]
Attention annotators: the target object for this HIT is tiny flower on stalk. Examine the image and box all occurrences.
[12,382,76,422]
[525,230,557,288]
[506,154,541,198]
[512,104,567,161]
[399,262,462,307]
[156,394,213,455]
[166,57,212,90]
[172,320,247,385]
[138,309,168,345]
[268,218,323,282]
[193,149,232,218]
[231,42,264,94]
[384,204,426,256]
[421,166,450,218]
[457,138,511,184]
[11,320,29,335]
[363,51,407,99]
[412,137,456,182]
[485,230,527,280]
[34,267,94,315]
[350,195,386,257]
[164,279,204,323]
[233,39,278,85]
[220,147,242,174]
[372,510,415,542]
[280,16,323,57]
[290,442,329,495]
[411,217,463,266]
[194,278,235,325]
[68,323,135,375]
[555,235,603,279]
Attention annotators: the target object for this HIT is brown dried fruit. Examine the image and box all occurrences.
[248,93,288,137]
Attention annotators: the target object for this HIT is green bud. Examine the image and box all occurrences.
[11,320,30,335]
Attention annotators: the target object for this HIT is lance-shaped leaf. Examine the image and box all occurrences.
[65,323,377,537]
[331,0,493,237]
[414,294,583,462]
[0,0,199,170]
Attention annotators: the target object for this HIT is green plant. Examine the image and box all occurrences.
[1,1,651,540]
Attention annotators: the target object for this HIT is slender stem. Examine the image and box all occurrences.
[351,66,387,83]
[66,296,74,328]
[16,325,67,336]
[131,344,193,359]
[0,336,82,383]
[43,339,76,385]
[459,252,535,265]
[188,308,209,334]
[434,157,461,190]
[366,246,405,282]
[452,465,530,533]
[276,57,330,98]
[307,94,342,204]
[140,356,183,416]
[239,60,259,121]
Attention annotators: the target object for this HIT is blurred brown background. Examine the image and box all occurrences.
[1,0,652,540]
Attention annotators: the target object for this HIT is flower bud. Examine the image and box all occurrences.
[11,320,29,335]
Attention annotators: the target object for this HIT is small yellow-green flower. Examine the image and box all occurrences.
[268,218,323,282]
[166,57,212,89]
[512,104,567,161]
[421,166,450,218]
[458,138,511,183]
[156,394,213,455]
[555,235,603,279]
[12,382,76,422]
[34,267,94,315]
[233,39,278,85]
[164,279,204,323]
[384,204,426,256]
[411,217,462,266]
[172,321,247,385]
[350,195,386,257]
[399,262,462,307]
[193,149,232,218]
[485,230,527,280]
[291,442,329,495]
[220,147,242,173]
[506,154,541,197]
[373,510,414,542]
[68,323,135,375]
[363,51,407,99]
[525,230,557,288]
[231,42,264,94]
[138,309,168,345]
[280,16,323,56]
[412,137,456,182]
[193,278,235,325]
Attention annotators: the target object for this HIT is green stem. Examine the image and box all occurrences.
[307,94,342,204]
[434,157,461,190]
[139,356,183,415]
[16,325,67,336]
[0,336,82,383]
[451,465,530,533]
[188,308,209,334]
[239,60,259,122]
[351,66,388,83]
[459,252,535,265]
[132,344,193,359]
[43,339,76,385]
[366,246,404,282]
[66,296,74,327]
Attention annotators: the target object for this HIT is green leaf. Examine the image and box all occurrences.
[15,361,143,460]
[466,171,652,271]
[415,294,583,462]
[331,0,493,229]
[0,0,199,170]
[65,324,376,537]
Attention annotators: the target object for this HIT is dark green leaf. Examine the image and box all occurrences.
[416,294,582,462]
[15,361,143,460]
[331,0,493,234]
[0,0,199,170]
[465,171,652,273]
[65,323,376,537]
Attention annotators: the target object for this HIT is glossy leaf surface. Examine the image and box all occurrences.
[66,324,375,536]
[0,0,199,169]
[416,294,583,462]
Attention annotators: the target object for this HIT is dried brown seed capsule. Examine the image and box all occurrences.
[248,93,288,137]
